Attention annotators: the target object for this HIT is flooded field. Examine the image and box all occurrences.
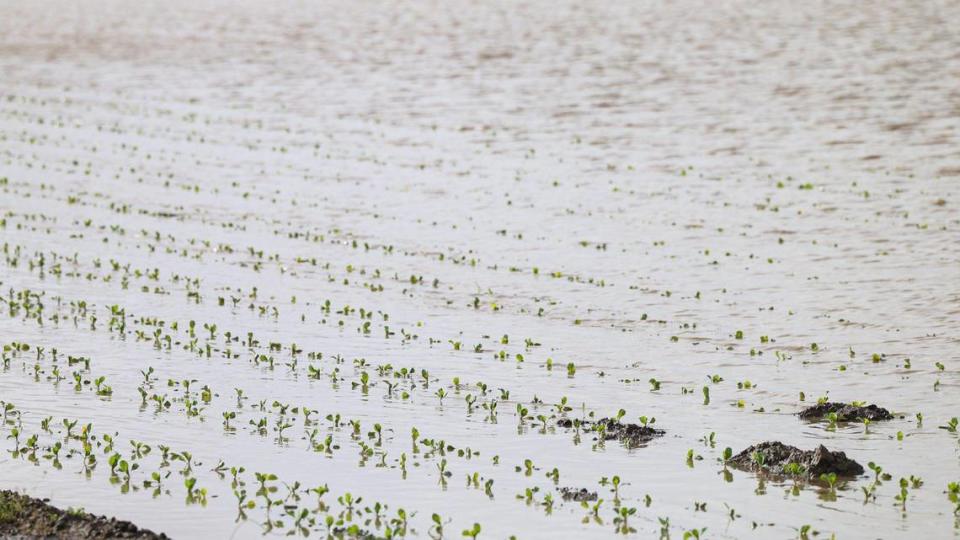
[1,0,959,538]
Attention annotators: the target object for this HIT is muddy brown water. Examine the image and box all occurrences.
[0,0,958,538]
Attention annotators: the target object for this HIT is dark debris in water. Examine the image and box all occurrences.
[798,402,892,422]
[559,487,598,502]
[0,490,169,539]
[727,441,864,478]
[557,417,665,448]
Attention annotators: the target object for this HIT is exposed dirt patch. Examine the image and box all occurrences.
[798,402,892,422]
[0,490,168,539]
[559,487,598,502]
[726,441,864,478]
[557,417,665,448]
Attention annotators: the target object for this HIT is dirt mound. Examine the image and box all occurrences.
[726,441,864,478]
[798,402,892,422]
[559,487,598,502]
[556,418,665,448]
[0,491,168,539]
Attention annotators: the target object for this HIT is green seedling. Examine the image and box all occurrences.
[462,522,481,539]
[820,472,838,492]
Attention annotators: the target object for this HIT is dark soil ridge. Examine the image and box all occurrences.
[557,417,665,448]
[559,487,598,502]
[798,402,892,422]
[0,490,168,539]
[726,441,864,478]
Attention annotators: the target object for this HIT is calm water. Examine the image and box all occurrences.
[1,0,959,538]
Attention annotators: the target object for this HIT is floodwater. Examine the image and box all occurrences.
[1,0,959,538]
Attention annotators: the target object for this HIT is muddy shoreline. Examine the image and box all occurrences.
[0,490,167,539]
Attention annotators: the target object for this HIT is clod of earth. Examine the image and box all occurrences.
[0,491,168,539]
[798,402,893,422]
[557,418,665,448]
[726,441,864,478]
[559,487,598,502]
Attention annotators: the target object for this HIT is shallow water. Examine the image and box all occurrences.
[1,0,959,538]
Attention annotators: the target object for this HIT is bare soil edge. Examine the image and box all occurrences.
[0,490,169,539]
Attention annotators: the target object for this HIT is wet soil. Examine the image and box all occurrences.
[557,418,665,448]
[559,487,598,502]
[726,442,864,478]
[0,491,168,540]
[798,402,893,422]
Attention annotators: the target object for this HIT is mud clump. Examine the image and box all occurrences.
[798,402,892,422]
[726,441,864,478]
[559,487,598,502]
[0,490,168,539]
[557,417,664,448]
